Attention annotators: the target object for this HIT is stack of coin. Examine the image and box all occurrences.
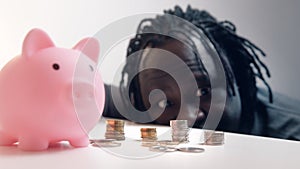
[140,128,157,141]
[140,128,158,147]
[203,130,224,145]
[105,119,125,140]
[170,120,189,142]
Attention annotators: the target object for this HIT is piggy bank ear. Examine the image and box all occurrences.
[73,38,100,62]
[22,29,55,58]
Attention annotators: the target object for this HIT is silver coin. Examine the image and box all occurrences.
[204,131,224,137]
[178,147,205,153]
[157,140,180,146]
[149,145,167,152]
[105,136,125,141]
[171,125,189,129]
[142,138,157,142]
[207,137,224,140]
[92,141,121,147]
[172,135,187,138]
[170,120,188,128]
[203,130,225,145]
[104,135,125,139]
[90,139,116,143]
[142,141,159,147]
[105,131,125,135]
[172,127,189,130]
[205,135,224,139]
[204,141,224,146]
[172,129,190,135]
[172,134,189,137]
[165,146,178,152]
[172,128,190,131]
[170,120,188,125]
[171,126,189,130]
[172,136,189,142]
[170,120,190,143]
[104,133,125,136]
[105,129,124,132]
[156,140,172,144]
[149,145,178,152]
[104,135,125,138]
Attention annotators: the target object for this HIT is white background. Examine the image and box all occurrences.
[0,0,299,100]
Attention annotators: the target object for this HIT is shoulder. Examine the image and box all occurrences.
[256,87,300,140]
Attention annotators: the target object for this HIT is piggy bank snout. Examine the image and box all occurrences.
[72,80,101,133]
[73,81,95,100]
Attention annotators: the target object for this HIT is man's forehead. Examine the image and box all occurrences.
[139,46,207,76]
[140,46,205,70]
[136,38,225,86]
[139,68,209,85]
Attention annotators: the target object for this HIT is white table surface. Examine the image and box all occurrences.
[0,117,299,169]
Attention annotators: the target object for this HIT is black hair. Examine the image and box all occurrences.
[120,5,272,134]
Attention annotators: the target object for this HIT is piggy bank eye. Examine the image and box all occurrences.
[89,65,94,72]
[52,63,60,70]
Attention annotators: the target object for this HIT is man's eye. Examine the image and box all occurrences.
[158,99,173,108]
[196,88,211,97]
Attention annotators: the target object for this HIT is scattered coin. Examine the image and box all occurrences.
[149,145,178,152]
[177,147,205,153]
[149,145,205,153]
[149,145,167,152]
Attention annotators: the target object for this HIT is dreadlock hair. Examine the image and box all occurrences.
[120,5,272,134]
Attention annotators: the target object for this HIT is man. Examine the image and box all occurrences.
[103,5,300,140]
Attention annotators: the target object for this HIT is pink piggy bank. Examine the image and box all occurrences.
[0,29,105,151]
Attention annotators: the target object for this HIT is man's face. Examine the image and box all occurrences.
[137,40,242,132]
